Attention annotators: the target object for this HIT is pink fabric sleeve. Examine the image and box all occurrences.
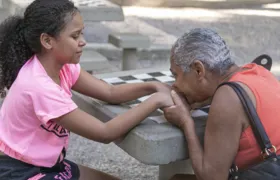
[69,63,81,87]
[29,84,78,125]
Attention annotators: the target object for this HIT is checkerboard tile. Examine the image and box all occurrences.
[132,74,154,79]
[101,71,210,118]
[126,79,145,84]
[154,76,174,83]
[103,77,124,84]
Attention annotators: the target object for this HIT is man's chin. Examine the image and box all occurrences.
[190,98,212,110]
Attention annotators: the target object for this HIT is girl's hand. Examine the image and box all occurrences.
[152,91,174,108]
[154,82,172,94]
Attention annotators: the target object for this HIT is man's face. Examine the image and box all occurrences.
[170,57,211,105]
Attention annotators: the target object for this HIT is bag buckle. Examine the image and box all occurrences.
[261,145,277,159]
[229,165,239,180]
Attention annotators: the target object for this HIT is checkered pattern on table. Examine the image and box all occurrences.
[102,71,174,85]
[101,71,209,117]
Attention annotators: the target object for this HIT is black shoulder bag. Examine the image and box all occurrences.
[217,82,280,180]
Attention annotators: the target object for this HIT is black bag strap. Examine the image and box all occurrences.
[217,82,275,156]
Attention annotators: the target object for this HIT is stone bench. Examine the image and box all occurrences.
[108,33,150,70]
[72,67,203,180]
[72,55,275,179]
[3,0,124,22]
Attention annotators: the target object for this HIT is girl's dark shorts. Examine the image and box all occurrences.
[0,155,80,180]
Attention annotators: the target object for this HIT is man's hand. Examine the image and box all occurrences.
[163,90,192,128]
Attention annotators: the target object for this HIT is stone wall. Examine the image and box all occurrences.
[109,0,280,8]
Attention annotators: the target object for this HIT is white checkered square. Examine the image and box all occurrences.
[160,71,172,76]
[155,76,174,82]
[126,79,145,83]
[132,74,153,80]
[191,109,208,117]
[103,77,124,84]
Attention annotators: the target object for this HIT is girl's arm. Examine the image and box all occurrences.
[72,69,170,104]
[57,92,173,144]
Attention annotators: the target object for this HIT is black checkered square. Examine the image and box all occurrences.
[100,71,210,118]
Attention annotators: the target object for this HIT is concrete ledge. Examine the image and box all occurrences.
[108,33,150,48]
[110,0,280,8]
[84,43,280,69]
[85,43,172,61]
[72,67,280,166]
[117,117,206,165]
[80,50,112,71]
[72,67,209,165]
[5,0,124,21]
[72,90,207,165]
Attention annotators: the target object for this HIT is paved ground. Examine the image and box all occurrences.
[67,3,280,179]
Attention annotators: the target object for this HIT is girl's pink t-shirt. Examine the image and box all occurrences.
[0,55,80,167]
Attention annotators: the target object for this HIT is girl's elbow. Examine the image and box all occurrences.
[92,126,114,144]
[100,137,113,144]
[89,134,113,144]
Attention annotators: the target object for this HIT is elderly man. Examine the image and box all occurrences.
[164,28,280,180]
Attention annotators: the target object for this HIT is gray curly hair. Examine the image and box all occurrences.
[171,28,234,75]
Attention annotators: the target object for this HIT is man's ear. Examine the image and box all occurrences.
[191,60,206,80]
[40,33,53,50]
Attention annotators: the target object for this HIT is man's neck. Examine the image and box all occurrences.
[218,65,241,84]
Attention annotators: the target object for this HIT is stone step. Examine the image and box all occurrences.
[85,43,172,62]
[4,0,124,21]
[109,0,279,8]
[80,49,112,72]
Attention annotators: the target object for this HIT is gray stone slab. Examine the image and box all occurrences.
[72,90,206,165]
[78,43,172,64]
[72,68,207,165]
[109,0,279,8]
[80,50,111,71]
[73,0,124,22]
[6,0,124,22]
[95,66,169,78]
[108,33,150,48]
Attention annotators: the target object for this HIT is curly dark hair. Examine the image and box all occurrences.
[0,0,78,97]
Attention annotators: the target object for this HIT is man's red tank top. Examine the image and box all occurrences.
[229,63,280,169]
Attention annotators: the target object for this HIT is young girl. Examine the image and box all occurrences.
[0,0,173,179]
